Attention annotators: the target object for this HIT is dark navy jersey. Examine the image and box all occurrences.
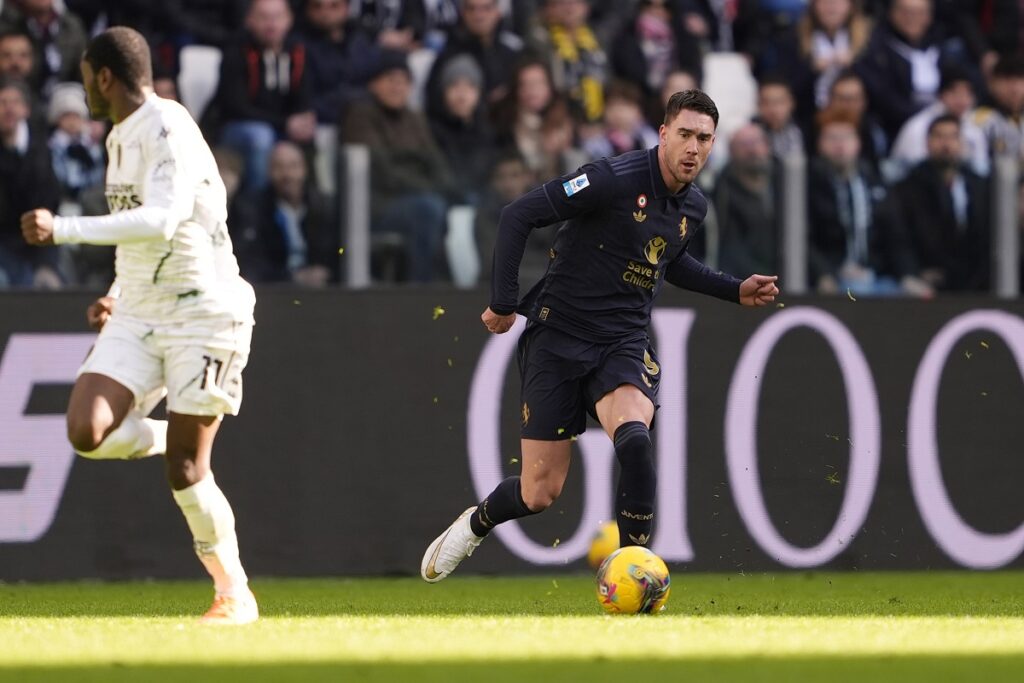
[490,146,742,343]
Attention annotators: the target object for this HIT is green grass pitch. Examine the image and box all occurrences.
[1,572,1022,682]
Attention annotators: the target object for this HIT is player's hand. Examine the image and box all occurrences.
[739,274,779,306]
[86,296,115,331]
[481,307,516,334]
[20,209,55,246]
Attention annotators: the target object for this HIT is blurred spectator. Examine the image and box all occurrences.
[583,79,657,159]
[47,82,103,203]
[0,29,44,131]
[807,107,899,295]
[878,114,990,293]
[756,0,871,129]
[298,0,379,125]
[890,66,989,177]
[428,54,495,203]
[0,0,88,98]
[653,66,697,123]
[0,29,32,81]
[233,141,338,286]
[753,76,805,159]
[0,77,61,288]
[424,0,523,119]
[529,0,609,123]
[343,50,454,282]
[853,0,969,141]
[610,0,705,106]
[492,57,576,179]
[210,0,316,193]
[826,68,888,174]
[423,0,461,49]
[713,122,781,277]
[349,0,426,51]
[474,148,557,286]
[974,54,1024,163]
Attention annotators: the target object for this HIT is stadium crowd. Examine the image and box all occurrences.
[0,0,1021,294]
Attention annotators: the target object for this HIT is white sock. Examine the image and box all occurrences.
[171,472,249,597]
[76,412,167,460]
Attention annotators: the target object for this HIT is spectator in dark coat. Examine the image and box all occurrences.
[853,0,973,141]
[428,54,495,204]
[348,0,427,52]
[298,0,380,125]
[232,141,338,286]
[0,77,60,288]
[211,0,316,192]
[877,114,991,293]
[424,0,523,119]
[343,50,455,282]
[0,29,45,132]
[807,107,900,295]
[826,69,889,175]
[611,0,706,106]
[713,123,781,277]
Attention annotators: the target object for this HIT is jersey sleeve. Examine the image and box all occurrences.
[52,116,195,245]
[490,161,616,314]
[664,250,742,303]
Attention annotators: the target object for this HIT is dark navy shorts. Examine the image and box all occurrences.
[517,322,660,441]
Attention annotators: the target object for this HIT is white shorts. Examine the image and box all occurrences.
[78,314,252,417]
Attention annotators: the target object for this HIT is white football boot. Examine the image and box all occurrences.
[421,507,484,583]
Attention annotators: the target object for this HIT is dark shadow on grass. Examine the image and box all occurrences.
[4,655,1024,683]
[1,573,1023,618]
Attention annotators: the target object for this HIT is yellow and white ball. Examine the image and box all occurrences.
[595,546,671,615]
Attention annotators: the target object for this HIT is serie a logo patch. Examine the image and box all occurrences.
[562,173,590,196]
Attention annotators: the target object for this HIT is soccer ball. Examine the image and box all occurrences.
[586,521,619,569]
[595,546,671,615]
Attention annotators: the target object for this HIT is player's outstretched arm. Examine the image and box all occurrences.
[738,274,780,306]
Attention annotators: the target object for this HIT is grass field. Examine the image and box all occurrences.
[1,572,1023,682]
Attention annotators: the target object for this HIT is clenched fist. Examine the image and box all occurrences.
[21,209,55,246]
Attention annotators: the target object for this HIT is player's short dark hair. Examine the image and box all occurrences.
[664,89,719,128]
[927,113,960,136]
[83,26,152,93]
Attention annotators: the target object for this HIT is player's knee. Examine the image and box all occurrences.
[521,481,562,512]
[67,417,106,454]
[164,449,207,490]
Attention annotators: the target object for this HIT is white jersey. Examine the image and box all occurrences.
[53,93,255,325]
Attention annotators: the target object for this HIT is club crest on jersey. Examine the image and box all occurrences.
[644,236,667,265]
[679,216,688,239]
[562,173,590,197]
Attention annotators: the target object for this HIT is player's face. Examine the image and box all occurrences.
[659,108,716,187]
[80,60,111,120]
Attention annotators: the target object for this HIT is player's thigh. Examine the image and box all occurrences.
[70,316,165,442]
[589,341,659,439]
[66,373,136,449]
[162,321,251,418]
[518,325,591,441]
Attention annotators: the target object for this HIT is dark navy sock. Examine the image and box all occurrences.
[614,421,656,547]
[469,476,538,537]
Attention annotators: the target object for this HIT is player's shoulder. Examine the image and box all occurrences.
[606,148,653,179]
[143,96,202,138]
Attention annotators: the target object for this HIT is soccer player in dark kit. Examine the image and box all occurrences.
[421,90,780,582]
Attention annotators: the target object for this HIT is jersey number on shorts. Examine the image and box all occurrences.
[200,354,224,390]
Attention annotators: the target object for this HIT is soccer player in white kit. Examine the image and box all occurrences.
[21,27,258,624]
